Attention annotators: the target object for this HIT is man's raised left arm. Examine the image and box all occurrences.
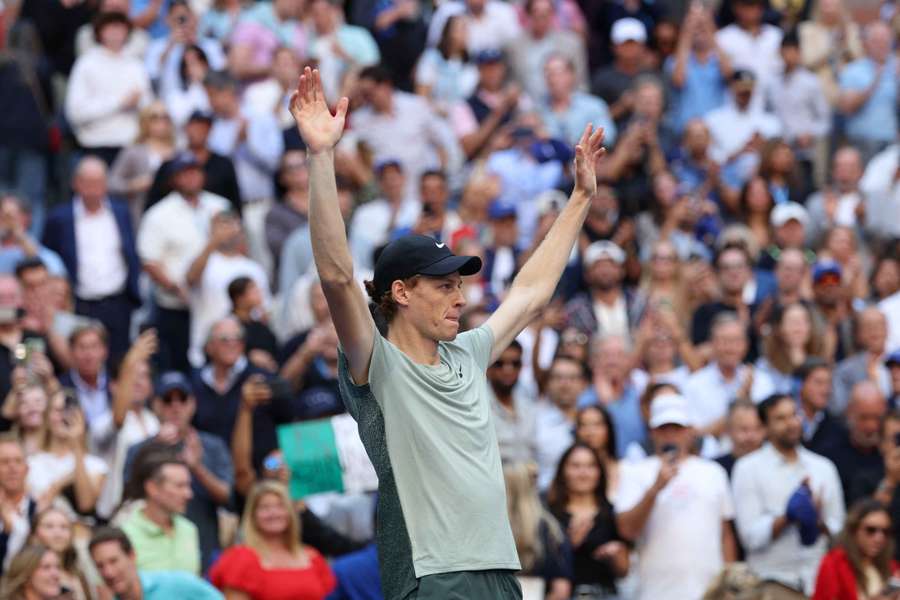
[485,124,604,362]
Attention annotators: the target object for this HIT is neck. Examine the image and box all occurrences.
[801,400,818,419]
[233,306,253,321]
[722,290,743,305]
[191,146,209,161]
[82,198,103,213]
[557,403,577,422]
[615,57,640,74]
[143,503,174,531]
[387,321,440,366]
[567,491,597,508]
[774,442,799,461]
[79,371,99,387]
[213,362,232,382]
[549,93,570,110]
[120,576,144,600]
[717,362,738,379]
[183,192,200,205]
[740,22,761,34]
[592,287,620,304]
[2,487,24,505]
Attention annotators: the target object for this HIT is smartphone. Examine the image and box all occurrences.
[263,454,284,472]
[885,578,900,593]
[0,306,18,324]
[13,343,26,367]
[63,390,80,412]
[267,377,292,400]
[660,443,678,464]
[24,338,45,360]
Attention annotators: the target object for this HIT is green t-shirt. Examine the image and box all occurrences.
[338,324,519,594]
[121,508,201,576]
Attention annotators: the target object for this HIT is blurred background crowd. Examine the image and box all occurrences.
[2,0,900,596]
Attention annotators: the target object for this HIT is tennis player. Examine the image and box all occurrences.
[291,66,605,600]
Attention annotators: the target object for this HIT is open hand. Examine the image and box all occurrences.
[290,67,349,154]
[573,124,605,199]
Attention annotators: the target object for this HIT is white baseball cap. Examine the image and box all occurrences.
[584,240,625,266]
[649,393,693,428]
[770,202,809,228]
[611,18,647,45]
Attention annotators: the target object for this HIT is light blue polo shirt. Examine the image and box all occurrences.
[116,572,223,600]
[840,56,898,142]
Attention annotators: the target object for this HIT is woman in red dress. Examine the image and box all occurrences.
[210,481,336,600]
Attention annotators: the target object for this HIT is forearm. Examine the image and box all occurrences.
[508,190,591,314]
[191,463,230,505]
[231,407,256,497]
[186,243,215,287]
[280,348,315,390]
[309,151,354,284]
[111,372,134,429]
[143,262,177,290]
[616,487,659,541]
[71,452,100,513]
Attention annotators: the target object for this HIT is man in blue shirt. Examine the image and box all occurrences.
[89,527,223,600]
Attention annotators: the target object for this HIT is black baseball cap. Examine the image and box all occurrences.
[156,371,192,397]
[372,234,482,298]
[167,151,202,177]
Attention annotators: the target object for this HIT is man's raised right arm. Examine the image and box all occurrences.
[291,67,375,384]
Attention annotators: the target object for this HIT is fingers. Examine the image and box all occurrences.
[313,69,323,103]
[577,123,592,150]
[335,96,349,120]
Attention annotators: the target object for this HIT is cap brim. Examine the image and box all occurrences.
[649,413,692,429]
[418,255,482,278]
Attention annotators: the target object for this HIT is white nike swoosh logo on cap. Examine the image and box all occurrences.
[435,242,445,248]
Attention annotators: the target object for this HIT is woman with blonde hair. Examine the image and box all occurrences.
[798,0,863,104]
[210,481,336,600]
[504,463,572,600]
[756,302,829,395]
[107,100,177,225]
[0,545,63,600]
[27,508,90,600]
[1,383,51,456]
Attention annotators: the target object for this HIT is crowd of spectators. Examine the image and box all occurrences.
[2,0,900,596]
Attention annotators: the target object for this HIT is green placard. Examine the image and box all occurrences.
[277,419,345,499]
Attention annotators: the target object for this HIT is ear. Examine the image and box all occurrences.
[391,280,411,308]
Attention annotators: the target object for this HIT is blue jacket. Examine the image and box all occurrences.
[42,199,142,304]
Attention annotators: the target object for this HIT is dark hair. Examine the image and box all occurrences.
[882,408,900,438]
[548,354,590,381]
[838,499,894,586]
[364,276,419,328]
[420,169,447,185]
[203,69,239,91]
[546,443,610,516]
[781,29,800,48]
[358,65,393,85]
[124,448,184,501]
[737,176,774,222]
[69,322,109,349]
[490,339,523,360]
[92,11,131,43]
[89,527,133,555]
[437,15,468,61]
[575,404,618,460]
[227,276,254,307]
[179,44,209,91]
[757,393,794,425]
[13,257,46,281]
[794,357,830,381]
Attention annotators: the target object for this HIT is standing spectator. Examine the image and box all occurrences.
[754,302,827,396]
[107,102,178,226]
[540,54,617,147]
[42,157,143,359]
[487,340,537,466]
[535,356,585,490]
[575,405,621,500]
[242,46,301,131]
[163,44,213,129]
[125,371,233,573]
[415,15,477,109]
[846,411,900,549]
[565,241,634,338]
[838,22,898,162]
[0,435,36,572]
[667,4,731,133]
[715,0,783,108]
[690,245,756,355]
[819,381,887,502]
[833,307,891,416]
[547,443,627,598]
[798,0,862,105]
[0,195,66,278]
[616,393,737,600]
[714,400,766,477]
[0,276,52,400]
[590,18,652,128]
[227,0,306,81]
[508,0,587,101]
[797,359,843,454]
[805,147,866,246]
[265,150,309,271]
[210,481,336,599]
[120,457,200,575]
[137,153,230,373]
[811,499,900,600]
[426,0,521,55]
[732,394,845,595]
[89,527,224,599]
[65,12,152,165]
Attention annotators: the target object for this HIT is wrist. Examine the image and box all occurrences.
[307,148,335,160]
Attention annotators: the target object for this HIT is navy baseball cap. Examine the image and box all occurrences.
[167,151,202,176]
[812,260,842,284]
[475,48,504,65]
[488,199,517,220]
[372,234,482,298]
[187,109,214,124]
[156,371,192,397]
[885,350,900,367]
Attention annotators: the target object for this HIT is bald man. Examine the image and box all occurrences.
[42,156,143,357]
[833,307,891,415]
[819,380,887,503]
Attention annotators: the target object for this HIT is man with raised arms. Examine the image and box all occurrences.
[290,66,605,600]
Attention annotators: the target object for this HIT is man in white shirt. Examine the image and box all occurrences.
[860,144,900,243]
[137,153,229,373]
[426,0,521,54]
[535,356,586,489]
[805,147,866,245]
[616,393,737,600]
[732,394,845,594]
[715,0,783,109]
[0,435,36,571]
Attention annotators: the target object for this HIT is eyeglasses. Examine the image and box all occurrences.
[718,261,747,271]
[562,332,589,345]
[861,525,891,537]
[652,254,677,262]
[492,359,522,369]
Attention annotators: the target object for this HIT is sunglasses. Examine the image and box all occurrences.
[160,393,190,405]
[861,525,891,536]
[492,359,522,369]
[815,273,842,287]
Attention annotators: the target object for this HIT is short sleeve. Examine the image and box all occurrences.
[614,460,655,514]
[838,63,867,90]
[714,464,735,520]
[209,545,262,595]
[136,207,166,263]
[453,325,494,371]
[309,548,337,595]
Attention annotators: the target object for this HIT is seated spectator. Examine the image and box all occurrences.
[822,226,869,302]
[754,302,827,396]
[633,310,696,392]
[507,0,587,101]
[810,259,855,363]
[265,151,309,271]
[229,277,279,373]
[575,405,621,501]
[227,0,306,82]
[811,499,899,600]
[65,12,152,166]
[96,330,160,519]
[847,411,900,551]
[89,527,224,599]
[308,0,380,103]
[482,200,520,301]
[3,383,51,456]
[120,457,200,574]
[162,44,213,129]
[837,22,898,162]
[426,0,521,55]
[27,507,90,598]
[488,340,537,466]
[546,444,624,598]
[616,393,736,599]
[26,395,107,518]
[714,400,765,477]
[186,212,271,368]
[75,0,150,59]
[579,335,647,459]
[396,169,463,247]
[124,370,233,571]
[668,121,732,213]
[108,102,177,226]
[796,359,843,454]
[42,156,143,359]
[59,324,115,459]
[0,196,66,278]
[797,0,862,105]
[242,47,299,131]
[540,54,616,147]
[191,317,292,471]
[758,139,809,207]
[833,307,891,415]
[1,544,64,600]
[0,277,56,400]
[819,381,886,502]
[715,0,783,105]
[535,356,586,490]
[732,394,845,595]
[666,5,730,134]
[0,435,37,571]
[210,481,336,599]
[144,0,226,98]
